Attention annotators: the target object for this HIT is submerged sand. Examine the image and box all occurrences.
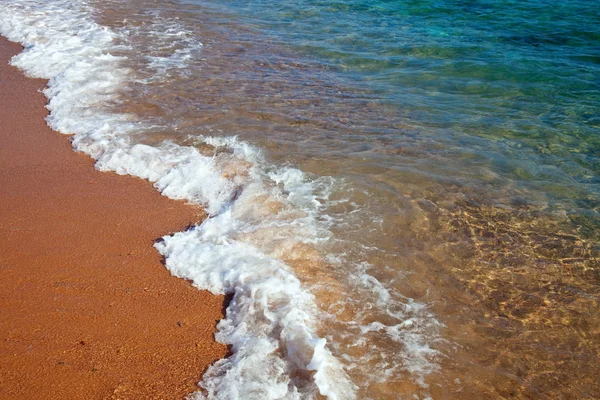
[0,37,227,399]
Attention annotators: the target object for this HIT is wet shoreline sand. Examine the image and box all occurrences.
[0,37,226,399]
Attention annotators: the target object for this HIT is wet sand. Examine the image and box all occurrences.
[0,37,227,399]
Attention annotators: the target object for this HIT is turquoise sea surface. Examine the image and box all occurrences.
[191,0,600,215]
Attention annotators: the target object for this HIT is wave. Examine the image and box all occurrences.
[0,1,355,398]
[0,1,443,398]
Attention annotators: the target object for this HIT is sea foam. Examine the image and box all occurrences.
[0,0,356,398]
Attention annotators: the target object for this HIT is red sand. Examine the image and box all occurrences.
[0,37,227,399]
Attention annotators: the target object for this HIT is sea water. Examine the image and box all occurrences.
[1,0,598,398]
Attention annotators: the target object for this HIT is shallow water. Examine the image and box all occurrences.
[1,0,599,398]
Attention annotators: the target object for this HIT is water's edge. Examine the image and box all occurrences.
[0,2,358,398]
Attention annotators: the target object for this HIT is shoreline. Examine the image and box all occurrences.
[0,36,226,399]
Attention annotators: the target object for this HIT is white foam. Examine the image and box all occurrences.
[0,1,356,398]
[157,222,356,399]
[119,9,203,81]
[316,258,443,391]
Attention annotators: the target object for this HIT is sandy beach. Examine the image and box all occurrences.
[0,36,227,399]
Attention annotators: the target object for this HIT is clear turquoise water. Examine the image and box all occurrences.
[187,0,600,217]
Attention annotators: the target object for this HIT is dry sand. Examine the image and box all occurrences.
[0,37,227,399]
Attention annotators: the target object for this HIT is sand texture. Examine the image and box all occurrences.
[0,37,227,399]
